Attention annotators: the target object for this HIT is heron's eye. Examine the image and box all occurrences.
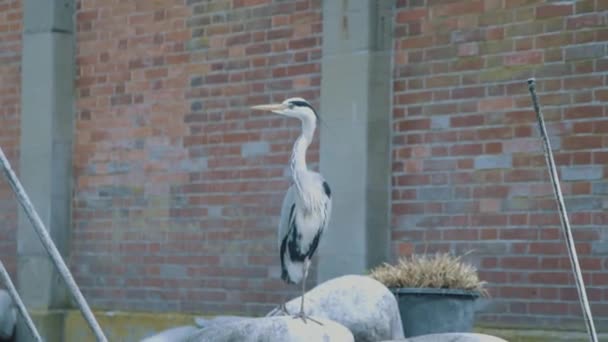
[288,103,294,110]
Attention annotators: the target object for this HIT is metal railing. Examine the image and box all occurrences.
[0,260,42,341]
[528,79,597,342]
[0,147,108,341]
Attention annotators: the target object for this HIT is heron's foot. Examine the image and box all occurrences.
[292,310,323,325]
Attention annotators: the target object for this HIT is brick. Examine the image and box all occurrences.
[505,22,543,38]
[535,32,572,48]
[502,138,539,153]
[480,40,514,55]
[423,159,457,172]
[479,198,501,213]
[451,29,484,43]
[562,136,603,150]
[567,14,604,29]
[417,187,452,200]
[433,1,484,17]
[564,76,603,90]
[536,3,573,19]
[479,97,513,112]
[503,50,543,66]
[241,141,270,158]
[425,46,455,61]
[565,197,603,211]
[561,166,603,181]
[396,8,427,23]
[451,57,484,72]
[430,116,450,130]
[474,155,512,170]
[450,114,484,127]
[450,144,483,156]
[564,44,605,61]
[452,86,484,99]
[485,27,504,40]
[514,37,533,51]
[457,43,479,57]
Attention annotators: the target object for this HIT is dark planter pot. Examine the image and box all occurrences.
[391,287,480,337]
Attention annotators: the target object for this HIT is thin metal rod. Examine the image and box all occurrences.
[0,260,43,342]
[0,147,108,342]
[527,78,598,342]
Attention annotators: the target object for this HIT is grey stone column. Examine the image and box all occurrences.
[317,1,394,281]
[18,1,75,340]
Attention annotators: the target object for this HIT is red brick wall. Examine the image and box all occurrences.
[0,0,21,279]
[73,0,321,314]
[392,0,608,328]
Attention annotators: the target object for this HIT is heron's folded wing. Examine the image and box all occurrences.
[277,185,296,249]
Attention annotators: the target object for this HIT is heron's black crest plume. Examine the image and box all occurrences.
[289,100,319,121]
[288,99,331,134]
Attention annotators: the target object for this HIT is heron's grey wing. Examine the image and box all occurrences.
[278,185,296,249]
[324,192,332,230]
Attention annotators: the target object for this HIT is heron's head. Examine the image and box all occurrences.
[250,97,318,123]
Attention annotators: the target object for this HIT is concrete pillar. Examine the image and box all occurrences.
[317,1,394,281]
[17,1,75,340]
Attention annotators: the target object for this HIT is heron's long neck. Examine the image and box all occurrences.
[290,119,315,194]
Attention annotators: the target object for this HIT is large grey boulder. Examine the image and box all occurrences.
[0,290,16,340]
[185,316,353,342]
[194,315,250,328]
[270,275,405,342]
[140,326,198,342]
[383,333,508,342]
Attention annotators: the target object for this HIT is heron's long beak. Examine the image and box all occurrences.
[250,103,287,114]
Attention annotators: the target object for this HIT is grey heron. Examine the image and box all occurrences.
[251,98,332,324]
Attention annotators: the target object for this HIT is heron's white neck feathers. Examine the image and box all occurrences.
[290,118,321,210]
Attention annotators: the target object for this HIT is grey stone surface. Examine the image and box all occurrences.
[18,23,74,311]
[18,1,75,340]
[565,44,605,61]
[24,0,74,33]
[418,187,452,201]
[431,116,450,130]
[564,197,603,211]
[271,275,404,342]
[592,182,608,194]
[185,316,353,342]
[0,290,16,340]
[318,0,394,282]
[562,166,603,181]
[241,141,270,158]
[473,155,512,170]
[592,241,608,254]
[194,315,251,328]
[382,332,508,342]
[140,326,199,342]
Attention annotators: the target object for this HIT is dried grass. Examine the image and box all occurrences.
[369,252,488,296]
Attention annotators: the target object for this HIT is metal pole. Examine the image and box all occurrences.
[527,78,598,342]
[0,260,43,342]
[0,147,108,342]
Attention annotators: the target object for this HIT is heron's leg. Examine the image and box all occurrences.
[292,259,322,325]
[266,298,291,317]
[279,298,290,315]
[299,260,307,315]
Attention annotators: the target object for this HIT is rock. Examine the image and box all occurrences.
[382,332,508,342]
[140,326,198,342]
[194,315,251,328]
[270,275,405,342]
[185,316,353,342]
[0,290,16,340]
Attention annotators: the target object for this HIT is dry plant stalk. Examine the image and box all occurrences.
[370,252,488,296]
